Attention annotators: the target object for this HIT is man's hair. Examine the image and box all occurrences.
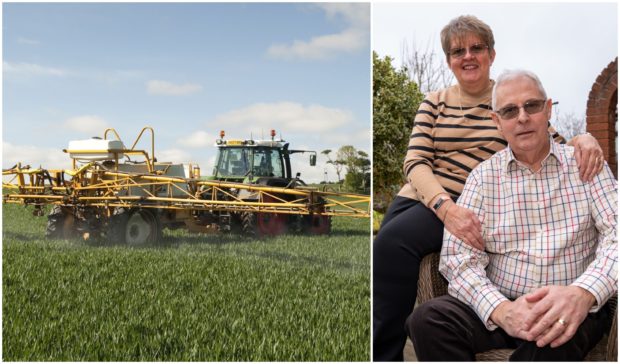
[440,15,495,60]
[492,69,548,110]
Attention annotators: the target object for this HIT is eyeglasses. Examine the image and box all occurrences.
[495,99,547,120]
[448,43,489,59]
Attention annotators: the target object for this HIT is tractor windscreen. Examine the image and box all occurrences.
[216,147,250,177]
[215,147,284,178]
[251,148,284,178]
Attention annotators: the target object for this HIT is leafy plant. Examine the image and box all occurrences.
[372,51,424,210]
[3,204,370,361]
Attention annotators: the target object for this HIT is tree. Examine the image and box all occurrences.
[321,149,343,183]
[373,51,424,210]
[401,38,454,94]
[552,111,585,140]
[335,145,370,193]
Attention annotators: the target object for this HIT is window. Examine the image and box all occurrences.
[252,148,284,178]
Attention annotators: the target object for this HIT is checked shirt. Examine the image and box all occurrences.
[439,136,618,330]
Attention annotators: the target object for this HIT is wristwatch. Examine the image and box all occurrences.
[432,197,448,212]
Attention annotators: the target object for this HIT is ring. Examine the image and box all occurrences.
[557,318,566,326]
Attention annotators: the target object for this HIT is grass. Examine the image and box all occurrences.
[3,203,370,361]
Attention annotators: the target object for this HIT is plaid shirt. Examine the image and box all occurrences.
[439,137,618,330]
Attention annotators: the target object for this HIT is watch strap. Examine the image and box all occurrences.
[432,197,447,212]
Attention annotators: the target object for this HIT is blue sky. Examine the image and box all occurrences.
[3,3,370,183]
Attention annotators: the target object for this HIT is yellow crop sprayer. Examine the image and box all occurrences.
[3,127,370,245]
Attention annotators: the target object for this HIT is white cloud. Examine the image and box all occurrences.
[318,3,370,29]
[268,28,368,60]
[290,154,325,183]
[177,130,216,148]
[63,115,109,135]
[320,127,370,152]
[3,61,67,76]
[210,102,353,134]
[3,141,71,171]
[17,37,40,45]
[267,3,369,60]
[156,148,193,164]
[146,80,203,96]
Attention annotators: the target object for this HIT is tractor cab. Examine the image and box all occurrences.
[212,130,316,186]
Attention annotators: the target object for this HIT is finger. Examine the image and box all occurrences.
[469,226,484,250]
[574,143,583,169]
[470,212,482,231]
[464,230,484,250]
[535,320,566,347]
[578,147,591,181]
[533,326,552,342]
[525,286,549,303]
[473,235,484,250]
[585,151,598,182]
[550,324,577,348]
[523,302,554,334]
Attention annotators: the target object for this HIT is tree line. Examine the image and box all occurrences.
[321,146,370,194]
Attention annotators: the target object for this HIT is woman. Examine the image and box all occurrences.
[373,15,604,361]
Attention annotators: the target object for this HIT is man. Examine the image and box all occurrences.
[406,69,617,361]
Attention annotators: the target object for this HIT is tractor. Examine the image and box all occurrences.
[3,127,362,245]
[200,129,331,236]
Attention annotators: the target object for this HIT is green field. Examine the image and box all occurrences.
[3,203,370,361]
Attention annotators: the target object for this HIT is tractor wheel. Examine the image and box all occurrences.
[107,208,161,246]
[256,212,288,236]
[125,209,161,246]
[106,208,129,244]
[241,211,257,237]
[305,214,332,235]
[241,211,288,237]
[45,205,77,239]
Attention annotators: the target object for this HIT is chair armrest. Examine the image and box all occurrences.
[417,252,448,305]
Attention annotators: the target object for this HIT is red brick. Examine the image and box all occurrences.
[591,130,608,139]
[587,115,610,124]
[586,107,607,117]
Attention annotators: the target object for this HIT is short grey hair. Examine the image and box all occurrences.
[440,15,495,61]
[492,69,548,110]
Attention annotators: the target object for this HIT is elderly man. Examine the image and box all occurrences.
[406,69,617,361]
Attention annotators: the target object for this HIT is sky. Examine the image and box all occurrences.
[373,2,618,125]
[2,3,371,183]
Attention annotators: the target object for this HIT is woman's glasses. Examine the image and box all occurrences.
[448,43,489,59]
[495,99,547,120]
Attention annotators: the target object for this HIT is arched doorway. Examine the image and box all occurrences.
[586,57,618,178]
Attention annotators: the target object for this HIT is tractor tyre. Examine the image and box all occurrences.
[256,212,288,236]
[106,207,129,245]
[107,208,162,246]
[290,215,304,234]
[305,214,332,235]
[241,211,257,237]
[45,205,77,239]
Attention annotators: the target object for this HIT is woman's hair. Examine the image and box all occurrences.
[492,69,548,110]
[440,15,495,59]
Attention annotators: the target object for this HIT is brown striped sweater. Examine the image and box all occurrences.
[398,81,564,207]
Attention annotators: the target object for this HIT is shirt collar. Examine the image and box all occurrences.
[505,134,566,174]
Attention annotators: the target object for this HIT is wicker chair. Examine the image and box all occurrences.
[416,252,618,361]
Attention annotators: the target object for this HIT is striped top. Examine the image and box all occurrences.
[439,139,617,330]
[397,81,564,207]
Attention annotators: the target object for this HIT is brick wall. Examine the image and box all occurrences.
[586,57,618,178]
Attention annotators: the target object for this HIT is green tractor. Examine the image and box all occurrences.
[204,130,330,236]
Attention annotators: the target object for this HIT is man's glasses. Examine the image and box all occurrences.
[448,43,489,59]
[495,99,547,120]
